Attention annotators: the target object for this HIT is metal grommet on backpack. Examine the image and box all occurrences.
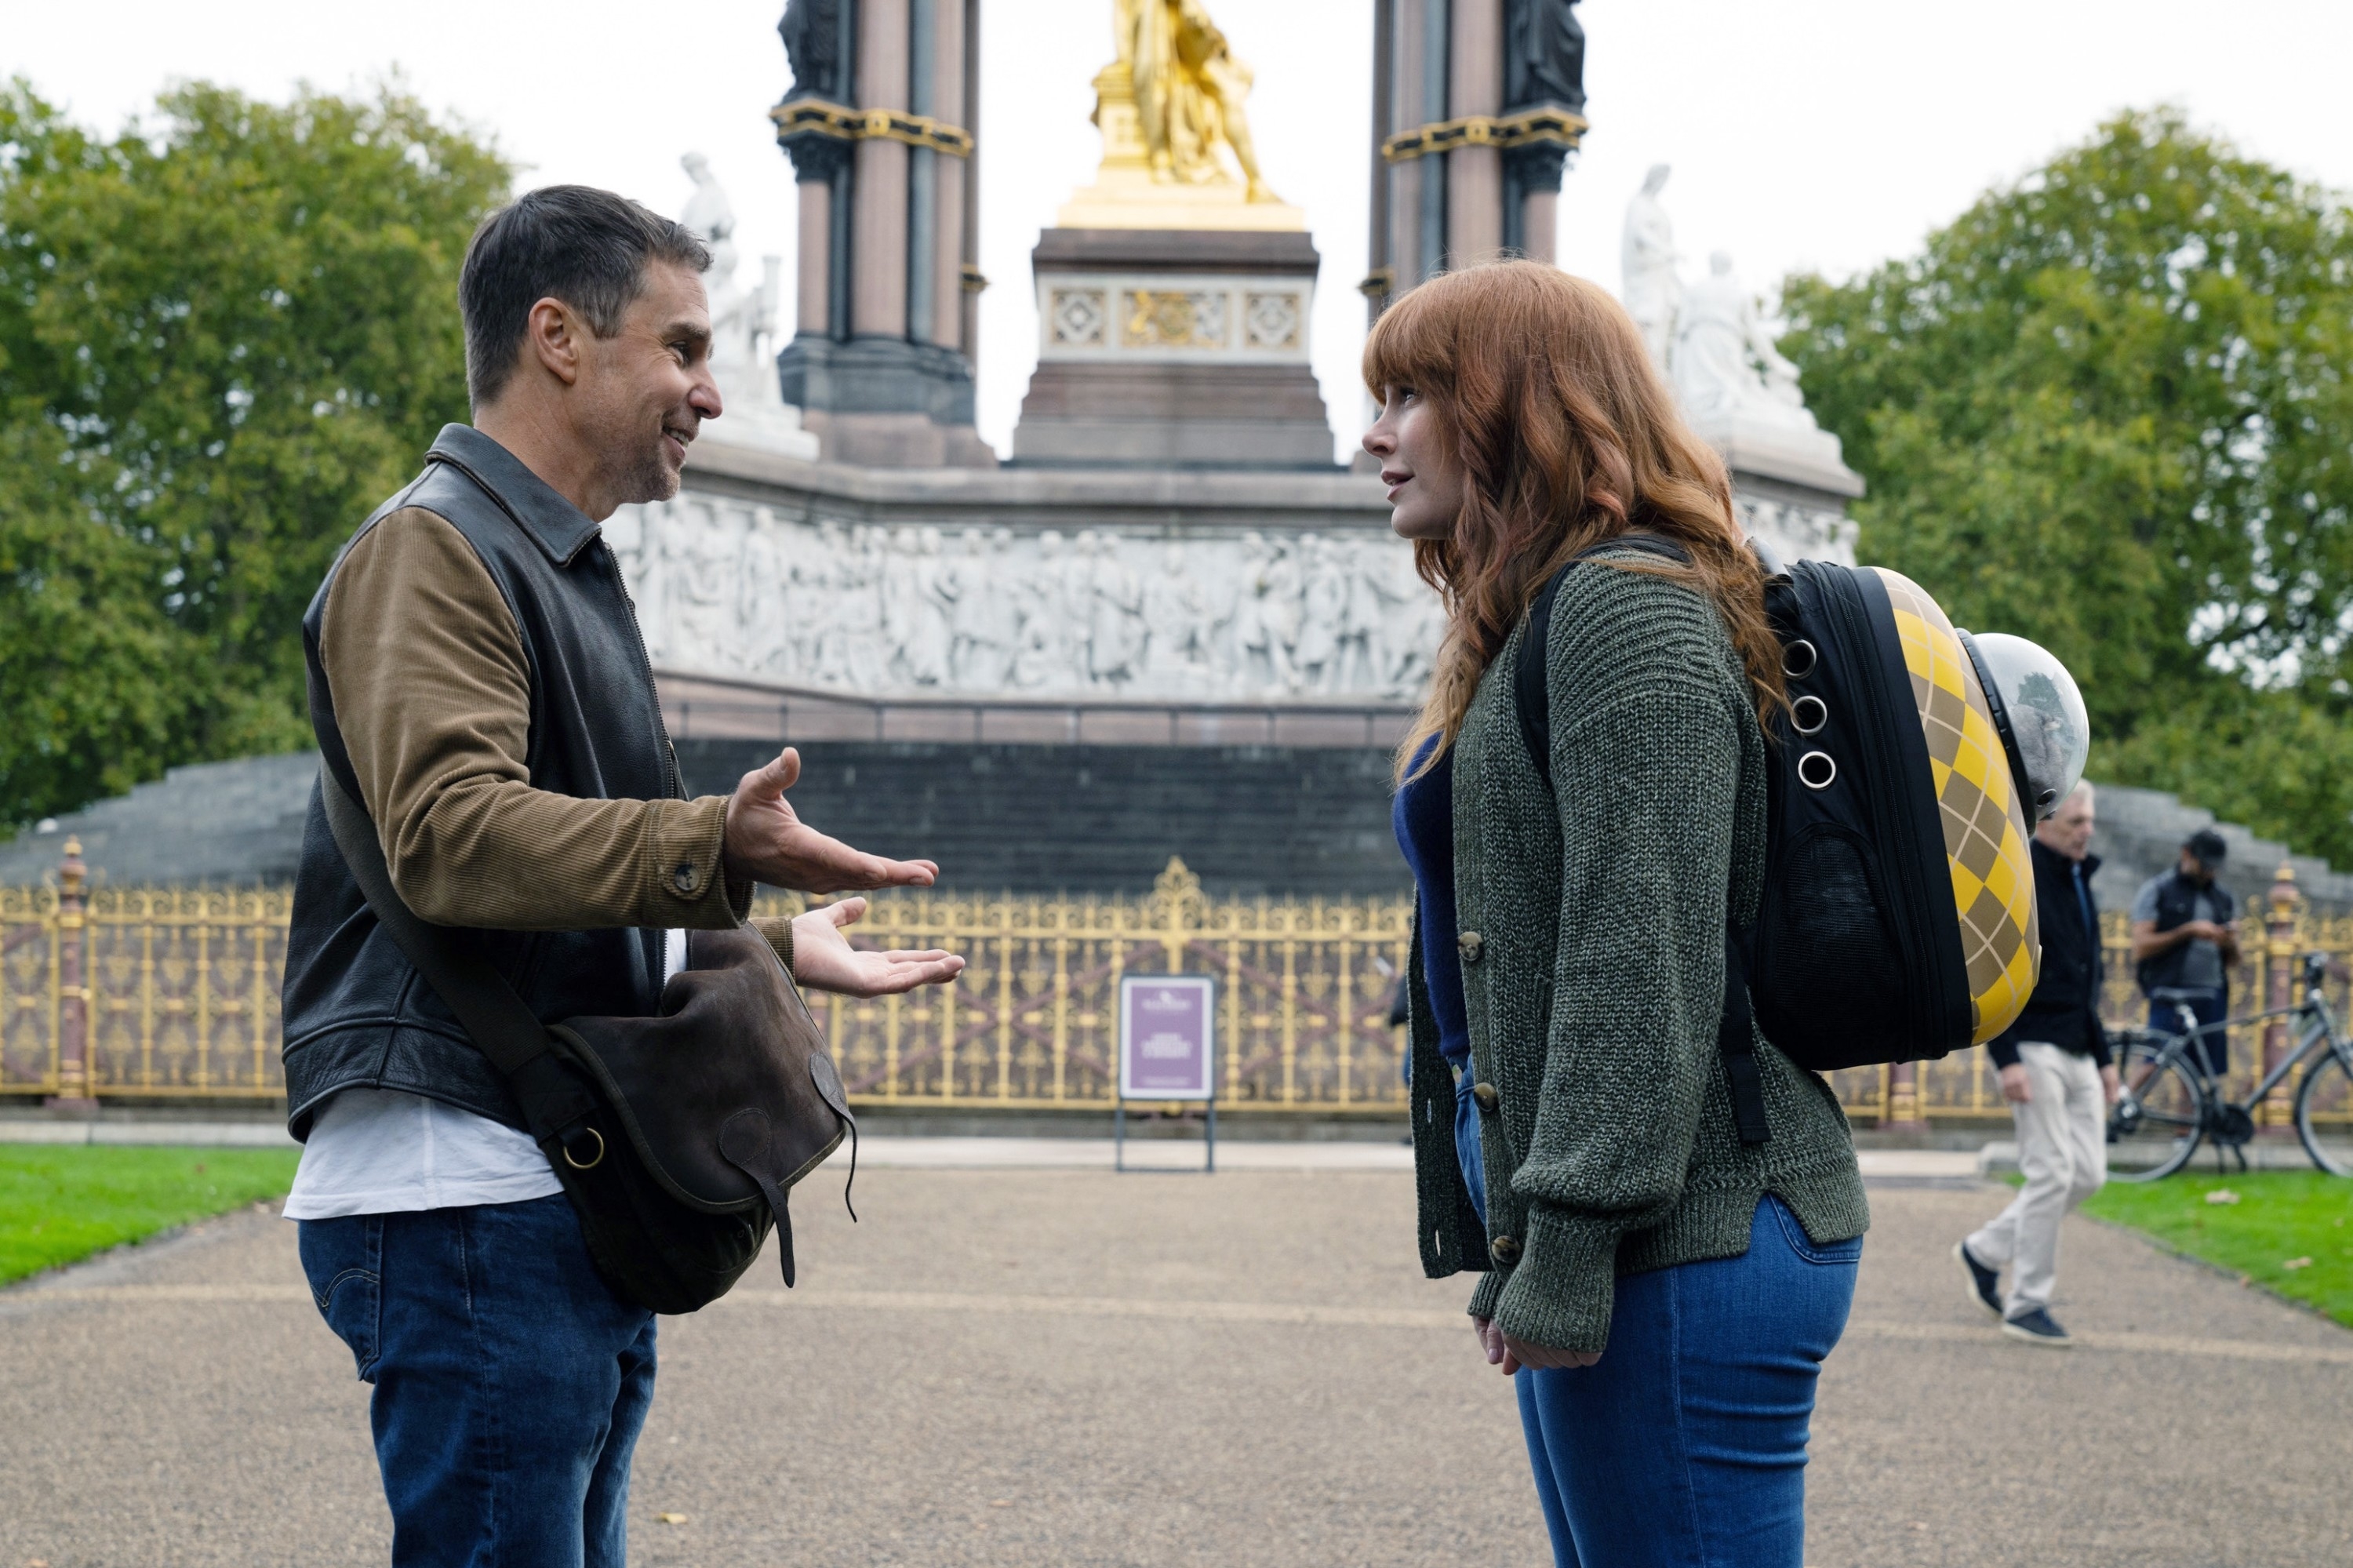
[1511,533,2087,1148]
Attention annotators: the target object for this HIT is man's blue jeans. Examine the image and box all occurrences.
[2148,988,2229,1075]
[1514,1196,1860,1568]
[297,1195,658,1567]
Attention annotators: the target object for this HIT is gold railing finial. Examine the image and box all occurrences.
[1152,856,1206,928]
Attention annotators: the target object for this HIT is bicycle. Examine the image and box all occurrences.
[2104,954,2353,1181]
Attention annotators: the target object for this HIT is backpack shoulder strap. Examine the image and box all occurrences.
[1511,533,1692,793]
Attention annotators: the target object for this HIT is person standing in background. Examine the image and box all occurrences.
[2129,827,2239,1073]
[1955,782,2116,1348]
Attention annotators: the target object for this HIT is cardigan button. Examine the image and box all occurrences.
[1457,930,1483,964]
[1471,1082,1500,1114]
[1489,1234,1522,1264]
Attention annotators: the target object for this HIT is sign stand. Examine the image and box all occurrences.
[1115,974,1217,1175]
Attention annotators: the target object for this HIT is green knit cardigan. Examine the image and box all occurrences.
[1407,550,1870,1355]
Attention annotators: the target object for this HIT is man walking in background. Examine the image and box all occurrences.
[2129,826,2240,1075]
[1955,782,2117,1347]
[279,185,962,1566]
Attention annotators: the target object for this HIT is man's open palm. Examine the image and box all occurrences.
[790,898,965,997]
[723,748,940,893]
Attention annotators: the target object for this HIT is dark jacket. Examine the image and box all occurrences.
[2134,869,2237,1004]
[1988,841,2108,1070]
[279,425,680,1138]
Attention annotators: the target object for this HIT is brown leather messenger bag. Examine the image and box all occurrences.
[318,766,856,1315]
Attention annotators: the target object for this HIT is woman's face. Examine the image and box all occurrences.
[1362,385,1463,542]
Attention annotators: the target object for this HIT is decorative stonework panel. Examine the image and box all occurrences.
[1049,288,1109,347]
[1035,271,1311,364]
[1736,495,1858,566]
[601,482,1853,706]
[1121,289,1231,350]
[1243,291,1303,351]
[606,494,1443,702]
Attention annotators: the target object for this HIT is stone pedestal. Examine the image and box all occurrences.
[1011,229,1335,470]
[1701,412,1867,566]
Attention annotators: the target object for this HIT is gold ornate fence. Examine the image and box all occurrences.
[4,838,2350,1127]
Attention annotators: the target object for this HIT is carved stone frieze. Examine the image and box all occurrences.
[605,496,1446,702]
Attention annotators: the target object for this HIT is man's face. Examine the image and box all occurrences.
[2036,792,2095,860]
[2179,849,2215,883]
[574,260,720,506]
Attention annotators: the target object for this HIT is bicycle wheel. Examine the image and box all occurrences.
[2293,1048,2353,1177]
[2107,1033,2205,1182]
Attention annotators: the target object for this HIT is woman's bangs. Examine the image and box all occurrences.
[1362,285,1457,398]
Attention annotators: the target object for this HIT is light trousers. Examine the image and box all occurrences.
[1966,1042,2107,1316]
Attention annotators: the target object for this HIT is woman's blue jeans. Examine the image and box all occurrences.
[1515,1196,1859,1568]
[296,1194,658,1568]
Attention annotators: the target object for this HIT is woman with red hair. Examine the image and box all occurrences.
[1370,261,1867,1566]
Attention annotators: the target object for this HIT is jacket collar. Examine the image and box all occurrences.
[2028,836,2100,880]
[424,424,602,568]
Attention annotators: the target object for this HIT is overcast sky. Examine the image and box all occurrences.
[13,2,2353,464]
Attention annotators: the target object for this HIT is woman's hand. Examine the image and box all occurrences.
[788,897,965,997]
[1473,1315,1602,1374]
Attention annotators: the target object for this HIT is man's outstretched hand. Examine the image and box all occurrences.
[722,748,940,893]
[790,897,965,997]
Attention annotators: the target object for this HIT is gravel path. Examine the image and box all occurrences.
[2,1170,2346,1566]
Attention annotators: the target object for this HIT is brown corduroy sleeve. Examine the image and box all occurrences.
[319,506,752,933]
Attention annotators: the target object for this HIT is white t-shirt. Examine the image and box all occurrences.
[282,929,686,1221]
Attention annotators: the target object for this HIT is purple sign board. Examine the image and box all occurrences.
[1118,975,1216,1101]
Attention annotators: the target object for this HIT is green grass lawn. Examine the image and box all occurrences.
[0,1146,301,1286]
[2080,1170,2353,1327]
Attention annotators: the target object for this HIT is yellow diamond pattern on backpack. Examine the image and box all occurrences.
[1871,569,2041,1043]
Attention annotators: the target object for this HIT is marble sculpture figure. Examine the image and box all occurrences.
[1674,250,1824,435]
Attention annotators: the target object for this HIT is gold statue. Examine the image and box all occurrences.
[1056,0,1301,231]
[1118,0,1273,202]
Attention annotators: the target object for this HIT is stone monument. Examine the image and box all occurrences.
[678,153,821,460]
[1620,168,1863,564]
[1363,0,1590,315]
[1007,0,1338,469]
[584,6,1414,893]
[770,0,995,467]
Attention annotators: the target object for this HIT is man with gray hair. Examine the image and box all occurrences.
[1955,781,2117,1346]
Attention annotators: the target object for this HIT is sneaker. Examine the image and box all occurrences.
[1954,1241,2002,1319]
[2001,1308,2072,1347]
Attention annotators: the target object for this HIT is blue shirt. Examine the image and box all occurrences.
[1391,740,1472,1068]
[1392,739,1487,1226]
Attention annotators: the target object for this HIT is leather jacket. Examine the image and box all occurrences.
[279,425,676,1138]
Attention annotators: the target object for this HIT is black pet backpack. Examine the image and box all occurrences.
[1515,537,2045,1143]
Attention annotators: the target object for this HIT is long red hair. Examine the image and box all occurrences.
[1367,262,1784,783]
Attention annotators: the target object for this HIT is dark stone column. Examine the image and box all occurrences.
[1367,0,1584,306]
[773,0,995,467]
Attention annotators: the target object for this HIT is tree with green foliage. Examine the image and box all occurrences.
[0,79,509,830]
[1781,107,2353,865]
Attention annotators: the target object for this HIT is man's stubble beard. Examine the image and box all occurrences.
[608,420,683,508]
